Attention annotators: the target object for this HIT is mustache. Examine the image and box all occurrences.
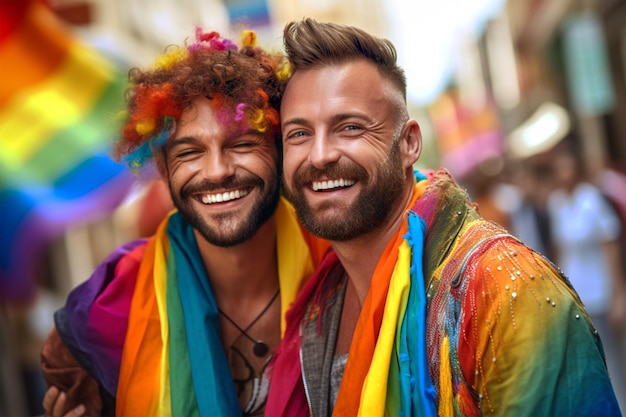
[180,177,262,198]
[292,162,368,186]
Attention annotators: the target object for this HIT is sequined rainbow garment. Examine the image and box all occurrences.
[47,197,326,416]
[266,169,622,417]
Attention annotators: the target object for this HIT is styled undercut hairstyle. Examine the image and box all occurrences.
[115,27,289,171]
[282,18,407,101]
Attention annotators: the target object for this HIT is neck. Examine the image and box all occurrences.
[194,216,278,308]
[332,182,415,304]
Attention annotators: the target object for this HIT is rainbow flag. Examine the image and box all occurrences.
[0,0,134,305]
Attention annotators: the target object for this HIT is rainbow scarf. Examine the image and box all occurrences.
[332,173,435,416]
[0,0,133,305]
[267,171,436,416]
[55,197,322,416]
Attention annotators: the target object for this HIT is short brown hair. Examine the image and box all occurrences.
[282,18,407,100]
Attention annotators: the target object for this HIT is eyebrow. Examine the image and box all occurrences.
[169,129,266,147]
[167,135,202,148]
[283,112,371,128]
[282,117,310,128]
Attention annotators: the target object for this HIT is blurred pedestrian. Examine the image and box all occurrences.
[507,159,554,258]
[547,140,626,411]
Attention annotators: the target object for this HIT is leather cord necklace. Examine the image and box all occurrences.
[218,288,280,357]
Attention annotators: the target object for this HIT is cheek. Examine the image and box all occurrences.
[282,141,308,163]
[281,149,301,182]
[260,158,279,179]
[242,152,279,179]
[168,161,199,189]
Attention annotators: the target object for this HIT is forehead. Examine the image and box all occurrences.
[173,97,223,136]
[169,96,277,155]
[281,60,399,120]
[173,96,257,141]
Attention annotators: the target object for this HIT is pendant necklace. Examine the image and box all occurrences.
[218,288,280,357]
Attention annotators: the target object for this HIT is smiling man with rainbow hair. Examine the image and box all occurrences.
[40,27,327,417]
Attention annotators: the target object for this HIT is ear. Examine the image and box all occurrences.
[400,119,422,170]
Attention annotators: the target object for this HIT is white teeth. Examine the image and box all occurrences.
[312,178,355,191]
[200,189,248,204]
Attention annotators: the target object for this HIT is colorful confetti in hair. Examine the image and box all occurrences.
[117,27,287,171]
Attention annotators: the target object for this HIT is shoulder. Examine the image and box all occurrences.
[53,239,149,396]
[110,239,148,276]
[444,233,616,416]
[71,239,148,300]
[466,236,585,323]
[56,239,148,343]
[432,221,584,325]
[443,224,586,330]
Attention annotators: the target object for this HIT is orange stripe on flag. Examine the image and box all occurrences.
[0,42,116,169]
[0,1,72,110]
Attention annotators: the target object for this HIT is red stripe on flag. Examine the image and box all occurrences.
[0,0,72,110]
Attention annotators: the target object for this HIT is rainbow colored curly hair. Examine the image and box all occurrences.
[114,27,290,171]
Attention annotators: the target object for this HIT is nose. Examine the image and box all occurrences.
[201,150,236,183]
[308,131,340,169]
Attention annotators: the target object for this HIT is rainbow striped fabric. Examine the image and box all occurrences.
[0,0,134,304]
[266,169,622,417]
[54,198,325,416]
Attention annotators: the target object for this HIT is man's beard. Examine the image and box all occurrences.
[171,176,279,247]
[285,141,405,241]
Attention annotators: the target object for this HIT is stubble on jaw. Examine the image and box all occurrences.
[171,176,280,247]
[285,140,405,241]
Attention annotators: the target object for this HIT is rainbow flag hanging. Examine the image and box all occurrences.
[0,0,134,305]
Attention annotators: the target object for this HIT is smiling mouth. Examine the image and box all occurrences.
[311,178,355,191]
[198,188,250,204]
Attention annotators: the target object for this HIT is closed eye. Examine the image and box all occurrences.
[175,148,202,158]
[230,132,266,149]
[233,141,256,148]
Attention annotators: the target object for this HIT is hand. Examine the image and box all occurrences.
[43,386,86,417]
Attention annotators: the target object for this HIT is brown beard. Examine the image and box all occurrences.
[171,175,279,247]
[285,140,405,241]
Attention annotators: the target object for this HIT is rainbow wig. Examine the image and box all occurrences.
[115,27,290,171]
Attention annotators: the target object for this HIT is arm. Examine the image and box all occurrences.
[40,327,102,416]
[40,240,147,417]
[463,239,621,416]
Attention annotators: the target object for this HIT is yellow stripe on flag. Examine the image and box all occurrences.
[358,240,412,416]
[275,196,316,335]
[153,226,173,417]
[0,42,116,169]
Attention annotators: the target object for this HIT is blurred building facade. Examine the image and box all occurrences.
[48,0,626,172]
[482,0,625,173]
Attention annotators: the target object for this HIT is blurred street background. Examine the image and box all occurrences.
[1,0,625,415]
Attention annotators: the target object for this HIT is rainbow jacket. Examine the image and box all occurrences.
[266,169,622,417]
[42,196,327,416]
